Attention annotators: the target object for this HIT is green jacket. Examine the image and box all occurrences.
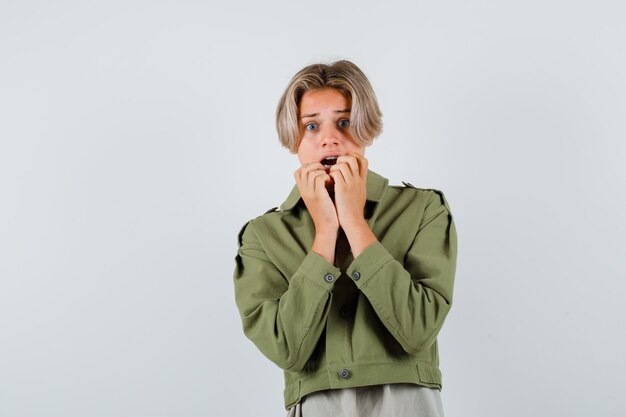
[233,170,457,409]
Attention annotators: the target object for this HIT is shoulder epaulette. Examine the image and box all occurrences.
[264,206,279,214]
[400,182,451,212]
[427,189,451,212]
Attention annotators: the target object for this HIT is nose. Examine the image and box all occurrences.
[320,124,341,147]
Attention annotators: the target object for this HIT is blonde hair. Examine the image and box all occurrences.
[276,60,383,153]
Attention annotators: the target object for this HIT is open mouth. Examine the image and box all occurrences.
[321,156,339,169]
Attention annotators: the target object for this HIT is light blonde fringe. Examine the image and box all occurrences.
[276,60,383,153]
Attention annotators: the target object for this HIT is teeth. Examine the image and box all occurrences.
[321,156,339,166]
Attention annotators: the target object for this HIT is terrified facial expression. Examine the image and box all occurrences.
[296,88,365,167]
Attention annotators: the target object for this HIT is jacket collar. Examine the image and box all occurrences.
[279,169,389,211]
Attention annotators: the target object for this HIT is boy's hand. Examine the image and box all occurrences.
[329,154,377,257]
[294,162,339,233]
[329,154,368,228]
[295,162,339,264]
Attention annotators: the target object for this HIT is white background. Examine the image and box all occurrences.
[1,1,625,416]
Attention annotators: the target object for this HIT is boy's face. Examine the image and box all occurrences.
[296,88,365,167]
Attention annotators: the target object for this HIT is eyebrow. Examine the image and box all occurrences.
[300,109,351,119]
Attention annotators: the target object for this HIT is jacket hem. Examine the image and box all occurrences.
[283,361,442,409]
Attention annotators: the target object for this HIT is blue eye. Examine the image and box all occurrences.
[338,119,350,128]
[305,123,318,131]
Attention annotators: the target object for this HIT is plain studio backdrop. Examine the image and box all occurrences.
[1,1,625,416]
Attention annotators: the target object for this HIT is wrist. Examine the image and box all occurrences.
[342,221,377,258]
[314,222,339,236]
[312,228,338,265]
[340,216,368,231]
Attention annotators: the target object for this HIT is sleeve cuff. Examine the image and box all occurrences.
[297,250,342,291]
[346,241,395,289]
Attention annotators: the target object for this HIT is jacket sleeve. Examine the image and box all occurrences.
[233,219,340,372]
[346,190,458,354]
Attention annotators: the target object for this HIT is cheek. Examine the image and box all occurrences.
[296,142,315,164]
[344,135,364,153]
[349,142,365,155]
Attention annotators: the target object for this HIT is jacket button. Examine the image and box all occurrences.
[352,271,361,281]
[339,368,351,379]
[324,273,334,283]
[340,306,352,318]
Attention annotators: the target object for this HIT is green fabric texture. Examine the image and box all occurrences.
[233,170,458,410]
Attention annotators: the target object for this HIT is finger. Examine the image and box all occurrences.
[295,167,315,196]
[295,162,321,185]
[336,155,359,178]
[309,170,328,192]
[313,172,331,193]
[329,167,348,187]
[301,161,326,173]
[304,164,325,184]
[350,153,368,178]
[306,167,327,192]
[330,162,353,186]
[294,168,304,190]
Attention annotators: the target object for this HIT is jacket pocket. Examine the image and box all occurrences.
[416,363,442,384]
[284,379,301,407]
